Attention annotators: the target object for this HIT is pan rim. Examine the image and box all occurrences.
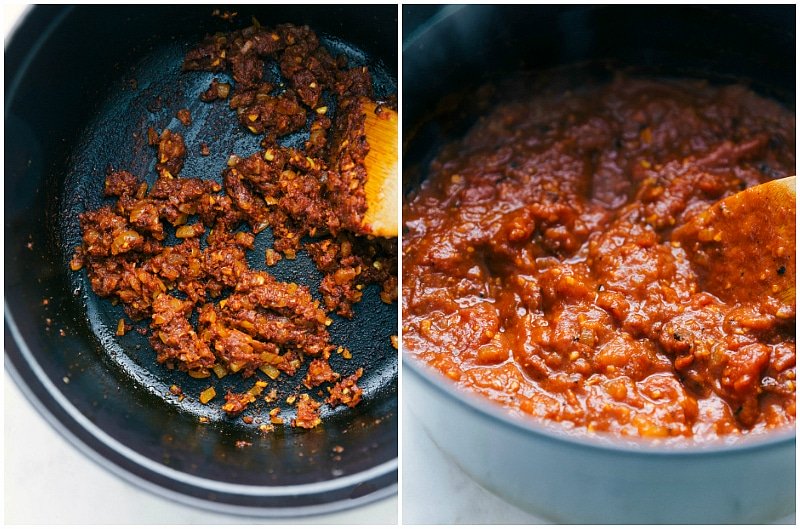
[5,304,398,515]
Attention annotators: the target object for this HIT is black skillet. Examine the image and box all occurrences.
[5,4,397,515]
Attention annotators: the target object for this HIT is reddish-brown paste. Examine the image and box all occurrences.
[72,22,397,428]
[403,75,796,440]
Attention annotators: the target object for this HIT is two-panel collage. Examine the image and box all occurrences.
[3,3,796,525]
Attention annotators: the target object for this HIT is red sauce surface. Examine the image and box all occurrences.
[403,75,796,441]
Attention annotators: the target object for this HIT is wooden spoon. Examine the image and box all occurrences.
[360,98,398,238]
[672,176,795,315]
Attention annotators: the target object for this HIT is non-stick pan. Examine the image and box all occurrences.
[6,4,397,515]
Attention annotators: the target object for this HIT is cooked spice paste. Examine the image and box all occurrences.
[403,75,795,440]
[71,22,397,428]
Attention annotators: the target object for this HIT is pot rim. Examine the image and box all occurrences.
[5,305,398,515]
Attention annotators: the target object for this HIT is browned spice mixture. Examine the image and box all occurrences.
[404,74,795,441]
[176,108,192,126]
[72,22,396,429]
[293,393,323,428]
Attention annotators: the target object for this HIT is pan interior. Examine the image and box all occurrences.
[60,33,397,433]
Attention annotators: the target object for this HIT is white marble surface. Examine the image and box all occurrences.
[2,3,26,36]
[402,401,551,524]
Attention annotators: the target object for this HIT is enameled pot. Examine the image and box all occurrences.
[403,5,795,523]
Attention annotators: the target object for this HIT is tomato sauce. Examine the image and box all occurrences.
[403,74,795,440]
